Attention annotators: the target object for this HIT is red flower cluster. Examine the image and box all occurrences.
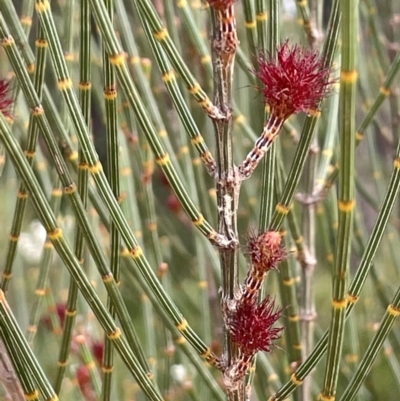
[0,79,12,118]
[254,41,332,120]
[246,230,286,273]
[228,296,283,356]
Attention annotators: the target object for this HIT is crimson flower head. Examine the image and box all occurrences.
[254,40,332,120]
[228,296,283,356]
[247,230,286,273]
[207,0,236,10]
[0,79,12,118]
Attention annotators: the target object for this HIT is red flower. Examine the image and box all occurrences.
[246,230,286,273]
[207,0,236,10]
[254,41,332,120]
[0,79,13,118]
[228,296,283,356]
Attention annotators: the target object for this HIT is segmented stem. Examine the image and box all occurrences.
[239,116,284,180]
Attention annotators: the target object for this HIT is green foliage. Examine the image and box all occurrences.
[0,1,400,400]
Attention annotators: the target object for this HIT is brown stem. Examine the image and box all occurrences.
[209,4,242,400]
[238,115,284,179]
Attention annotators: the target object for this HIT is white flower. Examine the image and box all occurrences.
[18,220,46,264]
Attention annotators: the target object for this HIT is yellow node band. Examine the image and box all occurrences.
[57,78,73,91]
[147,222,157,231]
[88,161,103,174]
[283,278,295,286]
[120,248,129,257]
[177,0,187,7]
[52,188,63,196]
[288,314,299,322]
[130,56,140,65]
[48,228,63,240]
[20,16,33,25]
[158,129,167,138]
[318,394,335,401]
[268,373,278,383]
[17,191,28,199]
[201,55,211,64]
[338,199,355,212]
[108,328,122,340]
[24,150,35,157]
[32,105,44,116]
[180,145,189,155]
[256,12,268,21]
[78,162,88,171]
[290,373,303,385]
[322,149,333,157]
[35,39,47,48]
[393,158,400,169]
[66,309,77,317]
[175,335,186,345]
[199,98,211,108]
[297,0,308,6]
[345,353,359,363]
[69,151,78,161]
[102,272,114,283]
[198,280,208,289]
[189,83,201,95]
[27,325,37,333]
[58,361,68,367]
[109,52,125,66]
[1,36,14,47]
[25,390,39,401]
[193,157,202,165]
[35,0,50,12]
[44,241,53,249]
[102,365,115,373]
[275,203,290,215]
[104,88,117,100]
[64,183,77,195]
[332,298,347,309]
[235,114,246,124]
[245,20,256,28]
[156,153,170,166]
[388,304,400,317]
[64,53,75,61]
[2,272,12,279]
[380,86,390,96]
[201,347,211,358]
[154,29,168,41]
[176,319,188,332]
[193,214,204,226]
[35,289,46,296]
[79,81,91,90]
[130,246,143,259]
[162,71,175,82]
[341,70,358,83]
[295,235,303,244]
[191,135,204,146]
[293,343,303,350]
[121,167,132,176]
